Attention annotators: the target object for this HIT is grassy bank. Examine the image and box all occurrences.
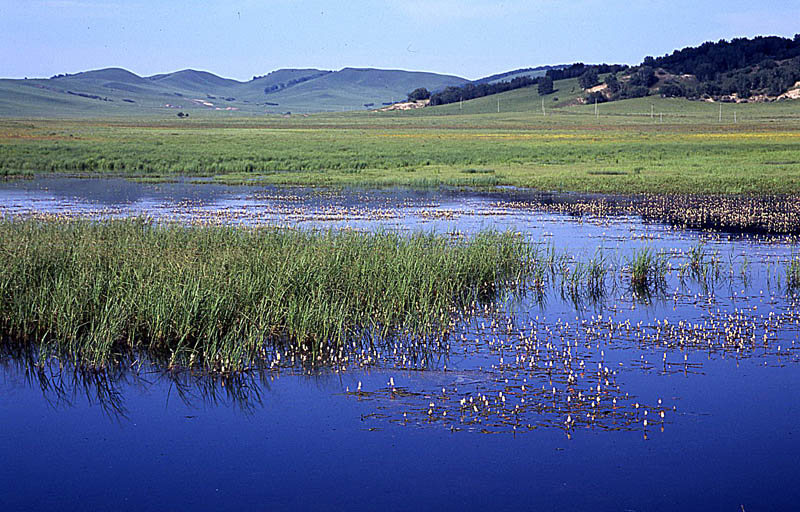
[1,95,800,194]
[0,219,530,369]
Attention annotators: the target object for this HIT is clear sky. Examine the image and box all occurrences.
[2,0,798,81]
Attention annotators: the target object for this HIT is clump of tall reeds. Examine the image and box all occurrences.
[0,218,532,370]
[586,250,608,298]
[627,247,668,293]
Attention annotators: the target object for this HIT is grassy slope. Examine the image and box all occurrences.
[234,69,331,102]
[411,77,585,117]
[0,68,468,116]
[257,68,469,113]
[148,69,245,92]
[568,95,800,123]
[0,69,198,117]
[0,79,173,117]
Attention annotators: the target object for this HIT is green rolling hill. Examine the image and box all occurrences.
[0,67,468,117]
[398,77,586,117]
[147,69,244,92]
[473,65,566,85]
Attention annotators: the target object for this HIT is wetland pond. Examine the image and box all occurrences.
[2,177,800,511]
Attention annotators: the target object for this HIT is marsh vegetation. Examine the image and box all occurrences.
[0,219,533,369]
[3,204,799,375]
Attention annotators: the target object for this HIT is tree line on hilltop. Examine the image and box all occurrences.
[650,35,800,100]
[426,63,626,106]
[597,34,800,102]
[417,34,800,108]
[428,75,540,106]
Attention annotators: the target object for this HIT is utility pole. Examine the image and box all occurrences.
[497,98,500,113]
[660,112,663,123]
[734,111,737,123]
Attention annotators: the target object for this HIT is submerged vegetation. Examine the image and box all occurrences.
[789,255,800,290]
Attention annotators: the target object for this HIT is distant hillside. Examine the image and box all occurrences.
[148,69,244,92]
[651,35,800,78]
[473,65,567,85]
[258,68,469,111]
[421,76,585,115]
[425,36,800,111]
[4,34,799,118]
[0,67,467,116]
[430,63,626,107]
[584,35,800,104]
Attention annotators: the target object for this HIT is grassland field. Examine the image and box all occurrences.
[1,87,800,194]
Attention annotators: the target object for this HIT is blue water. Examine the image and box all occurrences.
[2,359,798,511]
[1,178,799,511]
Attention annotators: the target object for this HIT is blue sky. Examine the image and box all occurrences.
[1,0,798,80]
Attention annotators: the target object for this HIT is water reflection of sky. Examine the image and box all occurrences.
[1,177,799,510]
[1,176,796,250]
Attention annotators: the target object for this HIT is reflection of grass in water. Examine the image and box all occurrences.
[557,254,608,306]
[0,348,274,418]
[0,218,532,370]
[586,250,608,301]
[679,243,722,291]
[789,255,800,290]
[0,346,130,419]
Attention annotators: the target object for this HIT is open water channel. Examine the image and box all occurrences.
[1,177,799,511]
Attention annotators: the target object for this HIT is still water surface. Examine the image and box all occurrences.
[1,178,798,511]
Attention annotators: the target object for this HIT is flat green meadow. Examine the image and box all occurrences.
[1,91,800,194]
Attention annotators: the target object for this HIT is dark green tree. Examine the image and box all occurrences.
[538,76,554,95]
[407,88,431,101]
[605,74,620,94]
[658,81,686,97]
[629,66,658,87]
[623,85,650,98]
[578,68,599,89]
